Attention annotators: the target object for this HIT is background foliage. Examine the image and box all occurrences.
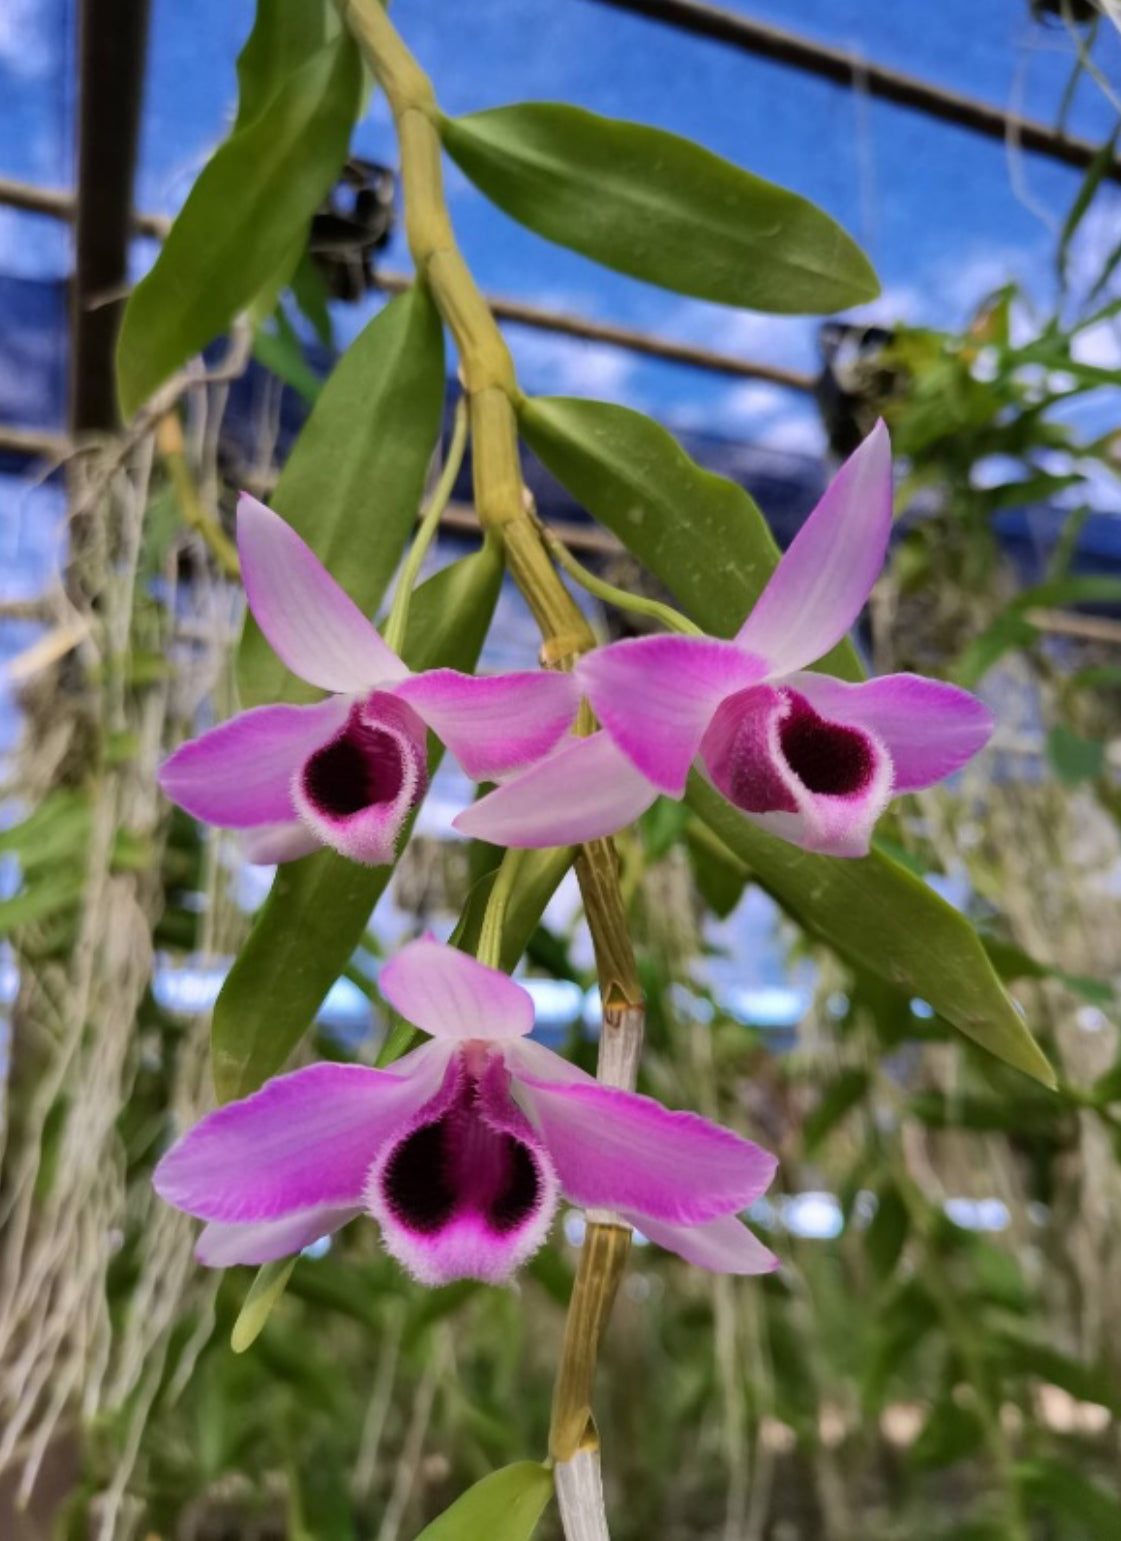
[2,1,1121,1538]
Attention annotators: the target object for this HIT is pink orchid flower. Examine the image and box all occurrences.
[153,938,778,1282]
[456,423,994,858]
[159,495,578,865]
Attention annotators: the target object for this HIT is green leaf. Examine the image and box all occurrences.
[802,1068,869,1152]
[908,1090,1062,1134]
[983,935,1113,1007]
[1046,724,1104,786]
[686,824,749,919]
[452,845,576,971]
[1058,125,1121,290]
[234,0,328,133]
[954,575,1121,688]
[1017,1459,1121,1538]
[116,31,360,417]
[231,1257,296,1353]
[519,394,862,676]
[211,542,502,1102]
[864,1181,909,1282]
[685,775,1055,1087]
[252,309,322,406]
[414,1462,553,1541]
[238,287,446,708]
[993,1329,1119,1413]
[441,104,878,313]
[909,1400,985,1470]
[0,871,87,938]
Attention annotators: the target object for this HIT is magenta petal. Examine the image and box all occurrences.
[393,669,579,780]
[195,1206,360,1267]
[736,420,893,674]
[237,494,408,693]
[454,732,659,848]
[627,1211,779,1275]
[153,1050,450,1224]
[699,683,894,858]
[786,671,995,792]
[510,1052,777,1224]
[378,936,534,1041]
[366,1049,559,1285]
[240,820,322,865]
[159,697,349,828]
[292,692,428,866]
[577,636,767,795]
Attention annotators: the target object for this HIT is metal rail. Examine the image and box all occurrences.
[0,175,815,392]
[588,0,1121,182]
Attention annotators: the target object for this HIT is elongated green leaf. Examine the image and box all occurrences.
[520,394,862,677]
[1017,1459,1121,1538]
[441,104,877,313]
[238,286,446,708]
[686,775,1054,1087]
[231,1258,296,1353]
[452,845,576,970]
[414,1462,553,1541]
[0,873,86,938]
[803,1068,869,1151]
[212,541,502,1102]
[1058,125,1121,290]
[117,31,360,417]
[954,574,1121,688]
[234,0,328,133]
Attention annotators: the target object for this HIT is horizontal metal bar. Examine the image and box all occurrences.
[0,423,73,461]
[375,267,813,388]
[0,176,813,392]
[589,0,1121,181]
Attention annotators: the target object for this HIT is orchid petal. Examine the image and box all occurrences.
[379,936,534,1041]
[786,671,994,792]
[292,693,427,866]
[626,1211,779,1275]
[240,820,322,865]
[159,697,349,829]
[366,1050,559,1285]
[510,1051,777,1225]
[735,420,893,674]
[196,1206,360,1267]
[393,669,579,780]
[455,732,658,848]
[153,1049,450,1223]
[576,636,767,795]
[237,493,409,693]
[700,683,894,858]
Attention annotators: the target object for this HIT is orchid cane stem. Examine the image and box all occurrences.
[382,392,470,655]
[334,1,644,1523]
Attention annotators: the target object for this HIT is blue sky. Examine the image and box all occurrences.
[3,0,1121,459]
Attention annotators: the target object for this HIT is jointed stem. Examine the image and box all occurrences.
[336,0,642,1509]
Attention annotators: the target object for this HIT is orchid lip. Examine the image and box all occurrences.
[292,691,428,865]
[701,685,878,814]
[365,1049,559,1286]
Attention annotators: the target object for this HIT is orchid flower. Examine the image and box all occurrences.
[153,938,778,1282]
[159,495,578,865]
[456,423,994,858]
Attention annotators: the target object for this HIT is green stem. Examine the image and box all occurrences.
[539,522,704,637]
[476,848,525,970]
[335,0,646,1489]
[383,392,470,654]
